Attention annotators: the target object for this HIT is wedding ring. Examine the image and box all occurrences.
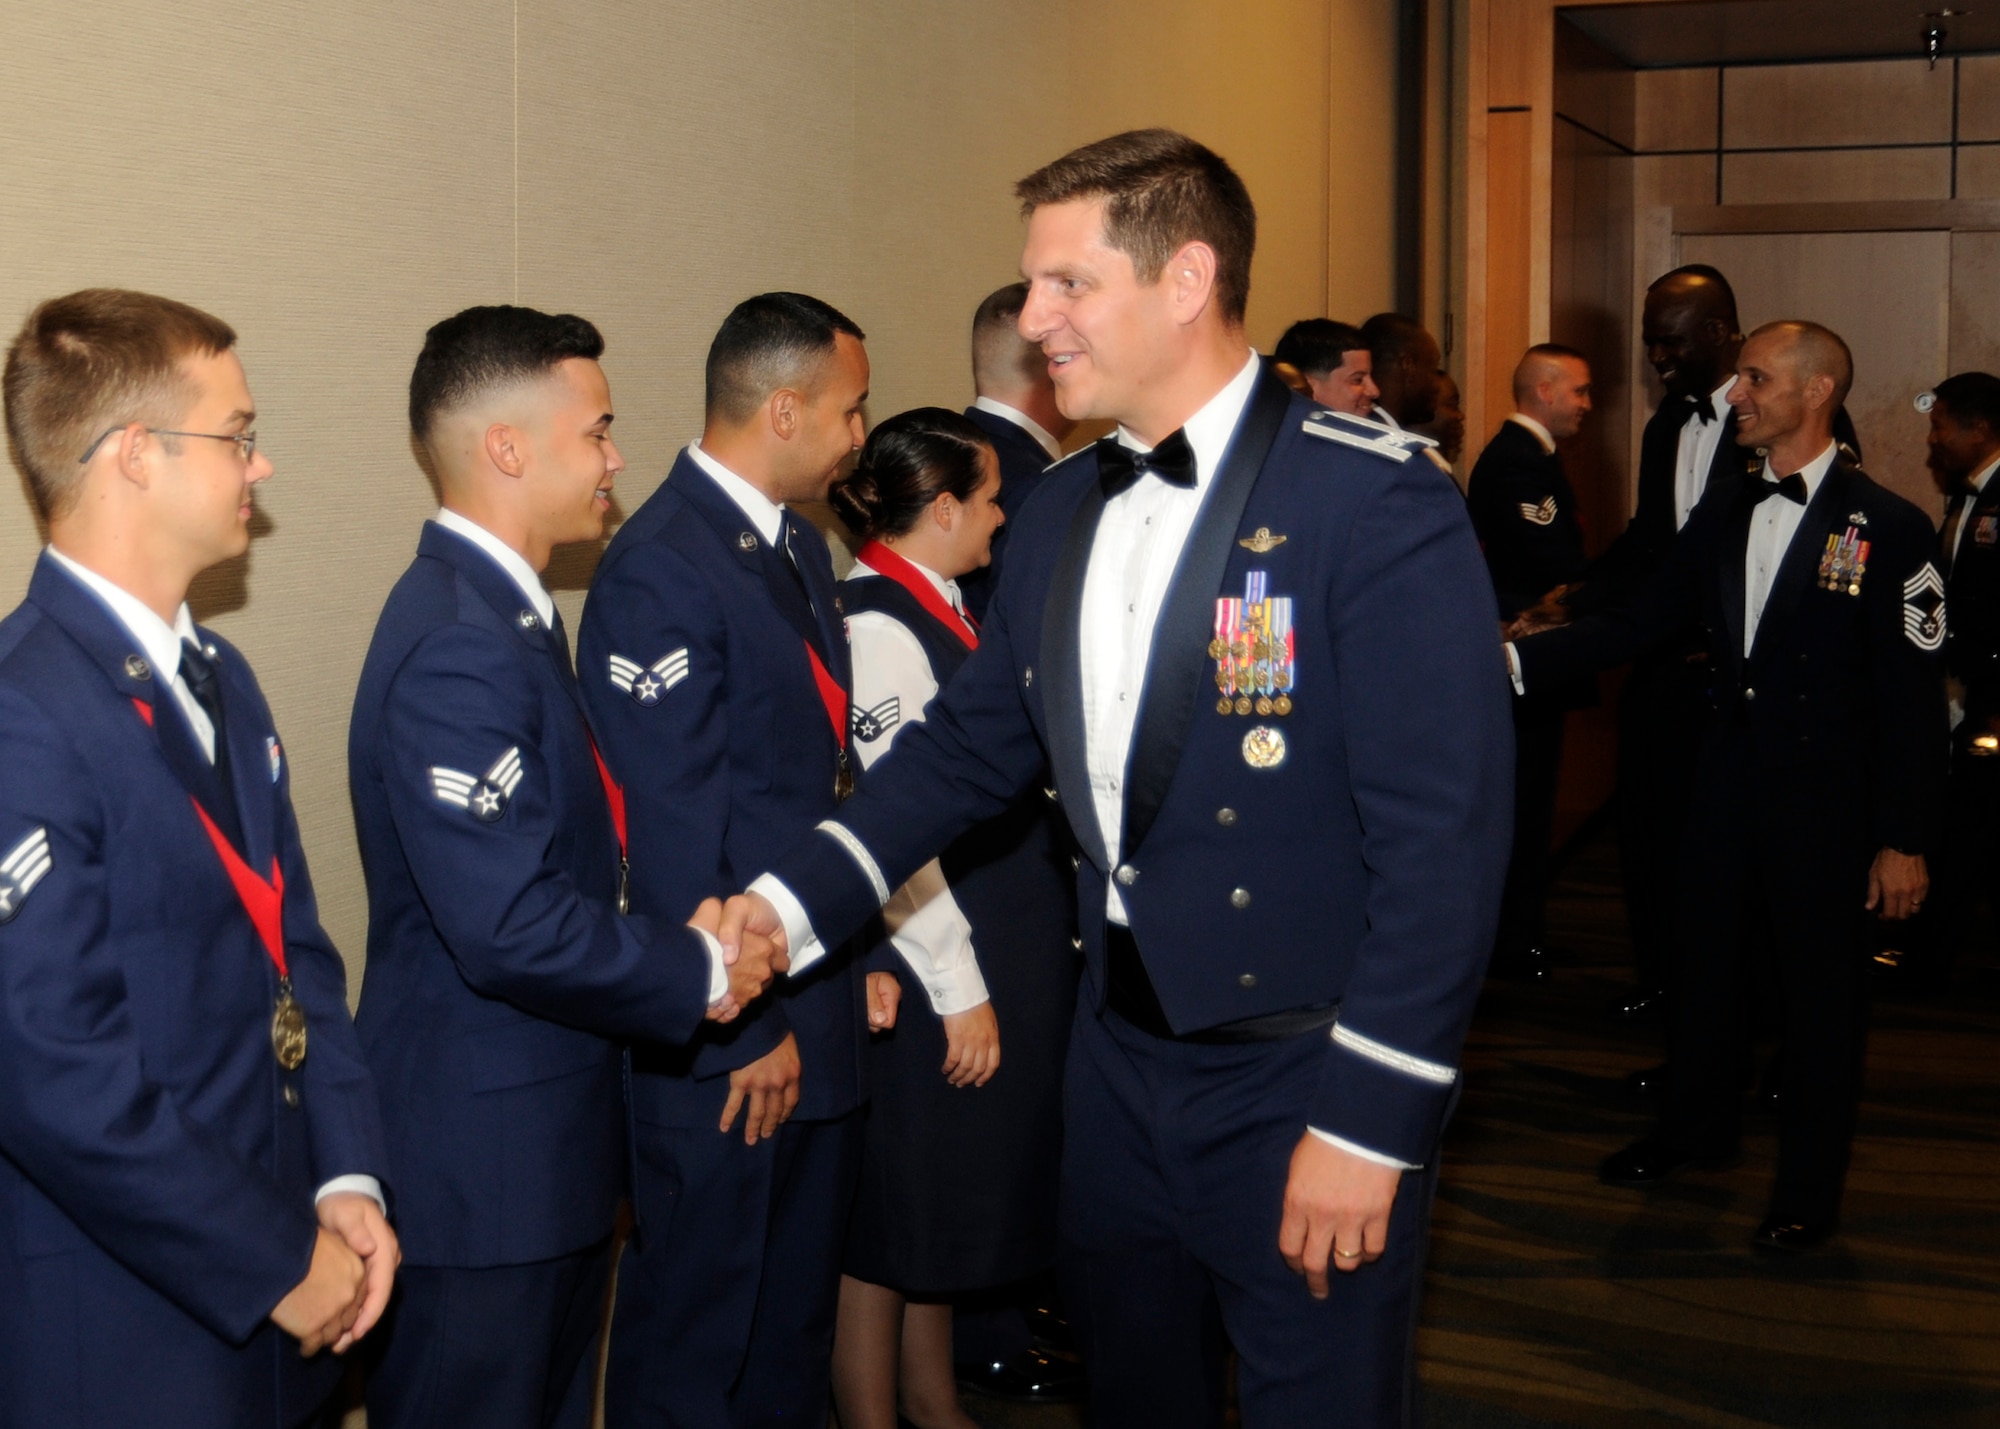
[1334,1248,1363,1260]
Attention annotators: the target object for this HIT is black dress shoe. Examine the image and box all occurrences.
[1600,1136,1740,1186]
[1608,990,1664,1019]
[1625,1064,1666,1099]
[1753,1217,1836,1252]
[956,1347,1087,1404]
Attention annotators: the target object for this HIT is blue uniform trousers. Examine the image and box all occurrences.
[605,1112,861,1428]
[1060,1004,1446,1429]
[365,1241,612,1429]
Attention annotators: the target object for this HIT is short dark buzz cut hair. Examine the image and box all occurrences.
[1933,371,2000,432]
[1015,129,1257,325]
[705,292,866,425]
[971,282,1036,391]
[1274,319,1368,377]
[1361,312,1439,371]
[5,288,237,520]
[409,305,605,443]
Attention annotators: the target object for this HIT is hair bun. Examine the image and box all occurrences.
[828,467,882,534]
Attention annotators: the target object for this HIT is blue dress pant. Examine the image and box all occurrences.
[1060,1004,1445,1429]
[365,1239,613,1429]
[605,1112,861,1429]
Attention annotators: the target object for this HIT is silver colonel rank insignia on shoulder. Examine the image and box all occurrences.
[1301,410,1438,464]
[851,696,901,744]
[609,649,690,707]
[0,826,52,923]
[1903,563,1946,651]
[431,747,525,822]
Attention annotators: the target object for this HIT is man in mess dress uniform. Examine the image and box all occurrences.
[724,130,1513,1428]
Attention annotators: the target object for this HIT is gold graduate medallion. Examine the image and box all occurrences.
[271,985,309,1071]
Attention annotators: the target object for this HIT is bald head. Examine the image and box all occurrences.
[1642,265,1742,401]
[1752,320,1853,408]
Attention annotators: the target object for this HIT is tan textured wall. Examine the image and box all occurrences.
[1,1,1394,993]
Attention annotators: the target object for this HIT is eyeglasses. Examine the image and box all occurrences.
[78,425,257,465]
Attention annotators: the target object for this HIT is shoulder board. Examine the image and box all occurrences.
[1300,409,1438,464]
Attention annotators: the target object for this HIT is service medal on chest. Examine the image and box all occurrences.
[1213,569,1296,720]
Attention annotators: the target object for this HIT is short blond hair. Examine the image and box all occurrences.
[4,289,236,519]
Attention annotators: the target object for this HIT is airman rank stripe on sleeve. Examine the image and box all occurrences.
[851,696,901,743]
[1331,1022,1456,1084]
[1518,497,1558,526]
[1300,409,1438,464]
[0,826,52,924]
[609,649,690,706]
[430,746,525,823]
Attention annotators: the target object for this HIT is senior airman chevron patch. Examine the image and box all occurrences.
[609,649,689,706]
[851,696,901,743]
[0,826,52,924]
[431,746,525,823]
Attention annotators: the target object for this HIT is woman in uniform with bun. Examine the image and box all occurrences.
[826,408,1080,1429]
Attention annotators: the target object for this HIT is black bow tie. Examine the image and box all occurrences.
[1098,429,1197,496]
[1744,471,1808,507]
[1676,391,1716,426]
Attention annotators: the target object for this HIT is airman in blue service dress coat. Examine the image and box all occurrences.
[349,519,715,1429]
[0,554,389,1429]
[759,365,1514,1426]
[579,447,867,1428]
[1515,451,1947,1227]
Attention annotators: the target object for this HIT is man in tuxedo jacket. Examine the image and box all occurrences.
[1905,371,2000,989]
[0,289,394,1427]
[1587,265,1752,1017]
[724,129,1512,1427]
[1468,345,1596,980]
[579,292,873,1429]
[1511,321,1946,1250]
[350,307,778,1429]
[961,281,1077,621]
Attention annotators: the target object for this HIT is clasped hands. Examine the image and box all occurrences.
[268,1192,399,1358]
[687,893,791,1023]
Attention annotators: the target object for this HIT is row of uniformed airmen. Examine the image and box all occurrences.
[0,128,1518,1429]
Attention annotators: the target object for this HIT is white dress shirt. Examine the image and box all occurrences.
[44,547,385,1213]
[687,441,786,545]
[1744,443,1837,655]
[1085,352,1261,923]
[845,558,991,1015]
[433,508,731,1004]
[1673,378,1737,531]
[972,396,1063,463]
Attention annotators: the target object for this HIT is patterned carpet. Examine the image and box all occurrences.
[964,823,2000,1428]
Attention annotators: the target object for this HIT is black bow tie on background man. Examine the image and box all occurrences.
[1673,390,1716,426]
[1743,470,1808,507]
[1098,428,1197,496]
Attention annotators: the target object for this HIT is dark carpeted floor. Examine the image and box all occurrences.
[960,823,2000,1429]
